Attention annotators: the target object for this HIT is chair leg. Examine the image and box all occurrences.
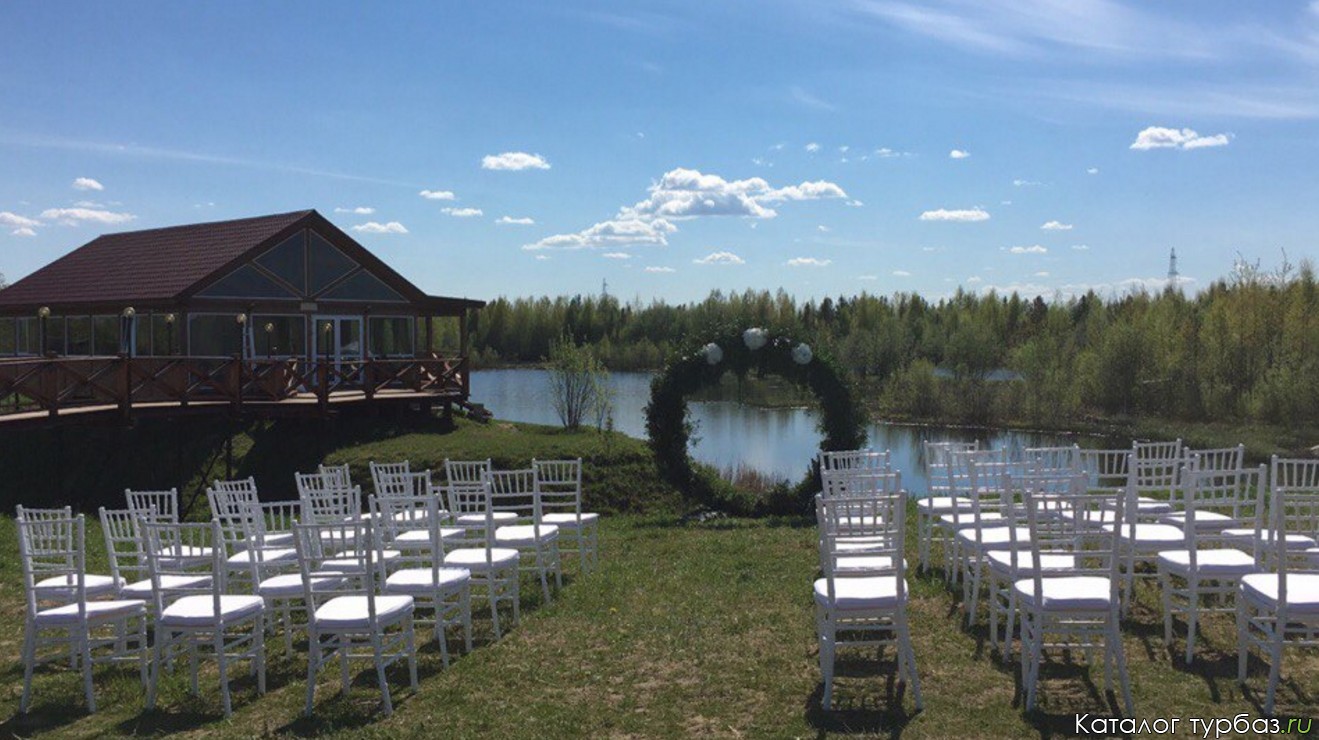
[407,616,419,691]
[137,616,150,695]
[1236,599,1249,683]
[1112,622,1133,715]
[817,608,835,709]
[1184,576,1198,666]
[147,631,166,711]
[1265,632,1283,716]
[1004,588,1018,662]
[488,577,503,640]
[373,635,393,717]
[340,639,351,695]
[215,630,232,718]
[462,586,473,653]
[1159,569,1173,650]
[20,623,36,714]
[81,627,96,713]
[898,612,923,711]
[304,634,319,717]
[256,614,267,696]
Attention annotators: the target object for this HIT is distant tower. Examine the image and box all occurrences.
[601,278,609,299]
[1167,248,1179,288]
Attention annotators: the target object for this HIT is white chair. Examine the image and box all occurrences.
[820,448,891,473]
[1222,456,1319,564]
[915,440,978,574]
[370,460,411,494]
[17,505,124,602]
[1185,444,1245,474]
[952,458,1032,624]
[441,478,521,639]
[814,483,922,711]
[1159,455,1252,535]
[210,489,298,588]
[205,483,295,549]
[1130,439,1182,515]
[939,448,1014,588]
[99,507,212,605]
[446,459,517,528]
[141,518,266,718]
[292,518,418,717]
[1016,479,1133,714]
[375,493,473,667]
[319,462,353,488]
[1111,453,1188,612]
[1237,461,1319,715]
[1022,445,1082,475]
[374,467,445,529]
[17,510,149,714]
[490,469,562,603]
[237,500,336,656]
[1158,464,1264,664]
[125,488,184,523]
[533,458,600,574]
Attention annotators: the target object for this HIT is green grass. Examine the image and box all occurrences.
[2,511,1316,738]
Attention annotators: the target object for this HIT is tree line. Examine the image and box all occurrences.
[451,256,1319,428]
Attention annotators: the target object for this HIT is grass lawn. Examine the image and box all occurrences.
[1,510,1316,738]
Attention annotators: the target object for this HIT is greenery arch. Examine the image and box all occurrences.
[644,327,868,514]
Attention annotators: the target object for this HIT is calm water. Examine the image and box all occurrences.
[470,369,1083,495]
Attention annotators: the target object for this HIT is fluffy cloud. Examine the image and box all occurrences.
[845,199,864,207]
[919,207,990,222]
[1130,126,1232,150]
[858,275,878,281]
[893,270,912,276]
[602,252,631,259]
[644,266,675,273]
[442,207,484,218]
[419,189,456,200]
[966,276,983,284]
[949,149,970,159]
[352,221,408,234]
[1034,271,1050,277]
[805,142,821,153]
[1009,245,1048,254]
[526,217,676,250]
[40,207,135,225]
[1041,220,1073,230]
[693,251,745,265]
[0,211,40,228]
[786,257,831,267]
[72,177,104,191]
[759,180,848,202]
[496,216,535,225]
[1087,167,1100,175]
[1071,244,1090,251]
[11,227,37,237]
[874,147,911,158]
[335,206,375,215]
[481,152,550,171]
[1013,179,1041,187]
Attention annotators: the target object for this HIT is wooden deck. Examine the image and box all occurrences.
[0,355,468,429]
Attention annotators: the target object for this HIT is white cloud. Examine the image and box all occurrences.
[72,177,104,191]
[838,145,850,153]
[858,275,878,281]
[1072,244,1090,251]
[602,252,632,260]
[919,207,990,222]
[1009,245,1048,254]
[1013,179,1042,187]
[442,207,484,218]
[481,152,550,171]
[335,206,375,215]
[1130,126,1232,150]
[1034,271,1050,277]
[966,276,983,284]
[949,149,971,159]
[352,221,409,234]
[496,216,535,225]
[805,142,821,153]
[419,189,456,200]
[874,147,911,158]
[534,254,550,261]
[73,200,106,208]
[644,266,675,273]
[893,270,912,276]
[1087,167,1100,174]
[759,180,848,202]
[786,257,831,267]
[789,86,836,111]
[525,217,676,250]
[693,251,746,266]
[1041,220,1073,231]
[845,199,864,207]
[0,211,40,228]
[40,207,135,225]
[817,225,831,233]
[11,227,37,237]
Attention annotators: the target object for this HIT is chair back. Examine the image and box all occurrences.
[16,507,84,617]
[126,488,181,523]
[211,477,259,496]
[821,467,901,499]
[1021,468,1125,609]
[369,460,412,494]
[292,518,385,622]
[488,468,541,525]
[1181,455,1259,527]
[1023,445,1082,475]
[816,483,906,606]
[319,463,353,488]
[296,470,352,497]
[140,518,226,615]
[446,459,493,515]
[1133,439,1183,493]
[99,507,148,588]
[300,484,363,525]
[1186,444,1245,474]
[820,449,891,473]
[533,458,583,519]
[1269,456,1319,566]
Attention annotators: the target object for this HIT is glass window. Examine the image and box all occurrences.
[370,317,415,357]
[255,231,308,293]
[151,314,180,356]
[16,318,37,355]
[0,319,14,355]
[253,315,305,357]
[66,316,91,355]
[93,316,119,355]
[198,264,298,299]
[189,314,243,357]
[308,231,358,294]
[135,317,150,356]
[321,271,406,302]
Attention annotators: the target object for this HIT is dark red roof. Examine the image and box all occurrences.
[0,210,312,308]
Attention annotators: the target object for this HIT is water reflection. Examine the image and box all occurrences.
[470,369,1082,494]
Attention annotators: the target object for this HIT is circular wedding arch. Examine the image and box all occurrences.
[644,327,868,512]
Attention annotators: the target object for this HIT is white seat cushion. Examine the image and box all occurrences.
[541,513,599,528]
[1131,497,1174,514]
[227,547,297,567]
[1240,573,1319,614]
[1221,528,1317,550]
[313,595,414,630]
[939,511,1005,527]
[318,550,402,572]
[1156,548,1257,578]
[834,555,905,574]
[34,573,123,601]
[389,527,464,548]
[495,524,560,545]
[1057,508,1119,528]
[443,547,520,571]
[259,531,295,547]
[834,535,894,553]
[454,511,519,526]
[1158,511,1236,531]
[384,567,471,595]
[256,573,344,599]
[1109,523,1186,548]
[156,545,215,568]
[1013,576,1113,611]
[35,599,146,626]
[159,594,265,627]
[955,526,1032,549]
[813,576,904,611]
[120,574,212,600]
[916,496,971,513]
[987,551,1076,576]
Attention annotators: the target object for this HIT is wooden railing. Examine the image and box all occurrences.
[0,354,468,421]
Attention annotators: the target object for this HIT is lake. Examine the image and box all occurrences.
[469,368,1085,495]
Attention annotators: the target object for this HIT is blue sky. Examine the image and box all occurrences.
[2,1,1318,304]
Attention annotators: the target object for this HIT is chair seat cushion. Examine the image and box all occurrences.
[1240,573,1319,614]
[1013,576,1113,611]
[916,496,971,513]
[813,576,904,611]
[227,547,297,567]
[1158,511,1236,531]
[313,595,414,630]
[159,594,265,627]
[389,527,464,548]
[156,545,215,568]
[1057,508,1118,527]
[955,526,1032,549]
[834,535,894,553]
[120,574,212,600]
[256,573,344,599]
[1131,497,1174,514]
[1156,548,1257,578]
[987,551,1077,576]
[495,524,560,545]
[443,547,520,570]
[384,567,472,595]
[34,573,123,602]
[541,513,599,528]
[259,531,295,547]
[1109,523,1186,547]
[1220,528,1317,549]
[939,511,1004,527]
[454,511,519,526]
[835,555,905,574]
[319,550,402,572]
[35,599,146,626]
